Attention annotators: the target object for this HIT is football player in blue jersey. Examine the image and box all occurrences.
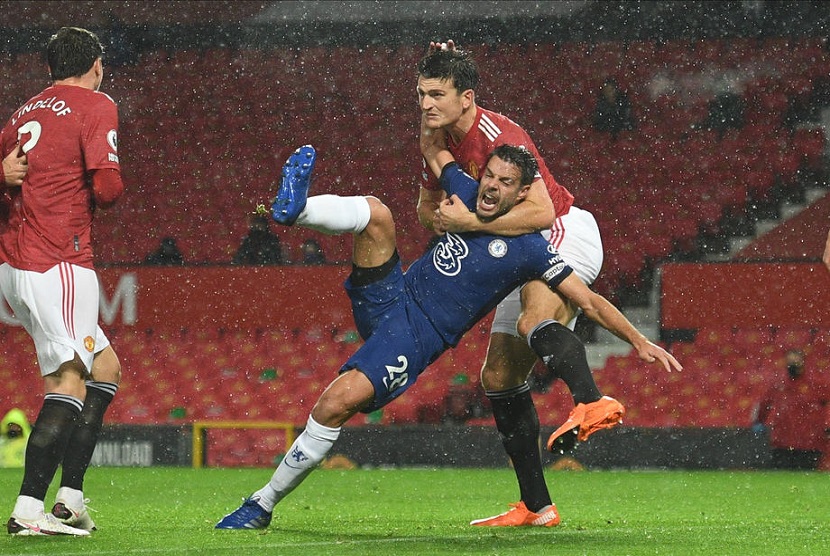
[216,133,681,530]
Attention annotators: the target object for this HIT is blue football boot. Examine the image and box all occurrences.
[215,496,272,530]
[271,144,317,225]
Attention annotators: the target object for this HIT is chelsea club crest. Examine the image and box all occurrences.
[488,239,507,258]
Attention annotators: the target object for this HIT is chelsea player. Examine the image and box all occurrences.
[216,130,680,530]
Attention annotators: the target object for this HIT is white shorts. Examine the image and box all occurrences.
[0,262,110,376]
[491,205,604,336]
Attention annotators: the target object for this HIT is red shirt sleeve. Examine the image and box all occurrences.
[82,93,120,172]
[91,168,124,208]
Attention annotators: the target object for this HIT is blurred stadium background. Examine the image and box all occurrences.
[1,0,829,469]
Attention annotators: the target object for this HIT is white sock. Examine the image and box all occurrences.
[55,486,85,509]
[253,415,341,512]
[13,495,45,520]
[296,195,371,235]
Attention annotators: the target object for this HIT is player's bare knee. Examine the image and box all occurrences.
[45,357,88,398]
[516,313,541,338]
[480,364,506,391]
[518,300,577,338]
[366,196,392,224]
[311,395,361,429]
[481,359,528,391]
[481,332,536,390]
[92,346,122,385]
[361,196,395,245]
[312,370,374,427]
[519,281,575,337]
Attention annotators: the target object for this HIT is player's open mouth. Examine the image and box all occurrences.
[479,192,497,212]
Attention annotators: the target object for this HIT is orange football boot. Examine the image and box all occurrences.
[470,501,560,527]
[547,396,625,453]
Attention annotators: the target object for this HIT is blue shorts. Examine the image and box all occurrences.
[342,261,447,412]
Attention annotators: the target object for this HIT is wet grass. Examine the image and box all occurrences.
[1,467,828,555]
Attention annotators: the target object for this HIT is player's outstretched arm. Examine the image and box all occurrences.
[2,144,27,186]
[555,274,683,373]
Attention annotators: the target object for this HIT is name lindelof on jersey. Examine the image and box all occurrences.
[11,96,72,125]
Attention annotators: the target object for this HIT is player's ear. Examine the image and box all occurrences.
[461,88,475,110]
[516,184,531,202]
[92,57,105,90]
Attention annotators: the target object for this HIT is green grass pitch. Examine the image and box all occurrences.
[1,467,828,555]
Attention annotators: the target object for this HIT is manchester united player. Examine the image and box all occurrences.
[416,45,625,526]
[1,27,124,536]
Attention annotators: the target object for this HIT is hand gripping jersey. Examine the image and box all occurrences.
[421,106,574,218]
[0,85,120,271]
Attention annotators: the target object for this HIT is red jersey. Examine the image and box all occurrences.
[421,107,574,217]
[0,84,120,271]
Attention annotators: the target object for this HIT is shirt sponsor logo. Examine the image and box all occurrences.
[488,239,507,258]
[433,233,469,276]
[547,251,564,265]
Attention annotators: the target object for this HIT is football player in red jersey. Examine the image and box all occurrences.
[1,27,124,536]
[416,44,626,527]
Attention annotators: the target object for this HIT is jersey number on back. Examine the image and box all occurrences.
[17,120,42,154]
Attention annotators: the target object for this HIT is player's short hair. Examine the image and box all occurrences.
[417,48,479,93]
[47,27,104,81]
[488,145,539,186]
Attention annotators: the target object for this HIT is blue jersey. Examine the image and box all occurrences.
[404,162,572,347]
[343,163,572,411]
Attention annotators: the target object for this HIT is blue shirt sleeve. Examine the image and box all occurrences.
[439,162,478,210]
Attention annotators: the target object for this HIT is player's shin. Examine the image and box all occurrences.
[59,382,117,493]
[487,384,552,512]
[15,395,83,516]
[528,320,601,405]
[253,415,341,511]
